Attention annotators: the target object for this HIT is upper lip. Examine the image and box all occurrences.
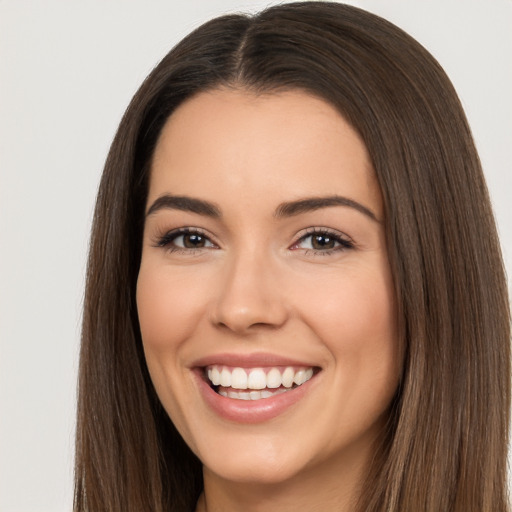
[191,352,320,369]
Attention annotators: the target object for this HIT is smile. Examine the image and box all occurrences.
[193,356,321,423]
[206,365,315,400]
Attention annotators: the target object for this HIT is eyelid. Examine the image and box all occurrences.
[152,226,219,250]
[150,225,355,254]
[290,227,355,252]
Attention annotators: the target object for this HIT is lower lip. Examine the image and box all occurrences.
[194,370,317,424]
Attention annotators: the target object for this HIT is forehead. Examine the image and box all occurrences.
[149,88,381,216]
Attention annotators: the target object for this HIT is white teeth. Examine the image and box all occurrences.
[293,369,306,385]
[219,387,289,400]
[209,367,221,386]
[266,368,282,388]
[247,368,266,390]
[220,368,231,387]
[206,364,315,395]
[293,368,313,385]
[282,367,295,388]
[231,367,248,389]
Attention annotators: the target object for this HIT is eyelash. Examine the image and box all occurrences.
[154,227,355,255]
[154,227,216,253]
[291,228,355,255]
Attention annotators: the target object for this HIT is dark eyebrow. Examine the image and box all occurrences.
[146,194,378,222]
[274,195,379,222]
[146,195,221,218]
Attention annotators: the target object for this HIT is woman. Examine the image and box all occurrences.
[74,2,510,511]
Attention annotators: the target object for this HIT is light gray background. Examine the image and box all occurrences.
[1,1,510,510]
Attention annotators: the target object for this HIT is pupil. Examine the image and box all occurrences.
[184,234,205,248]
[312,234,335,250]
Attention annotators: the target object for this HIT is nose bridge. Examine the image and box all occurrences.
[211,243,287,333]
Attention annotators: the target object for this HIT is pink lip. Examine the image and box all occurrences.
[191,352,316,368]
[191,353,320,424]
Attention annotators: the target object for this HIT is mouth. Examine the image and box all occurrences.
[192,356,321,422]
[204,365,316,401]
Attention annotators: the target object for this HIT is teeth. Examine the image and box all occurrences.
[282,367,294,388]
[208,367,221,386]
[247,369,266,390]
[231,367,248,389]
[220,368,231,387]
[294,368,313,385]
[266,368,282,389]
[219,388,289,400]
[205,365,315,394]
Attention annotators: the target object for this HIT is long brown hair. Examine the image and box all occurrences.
[75,3,510,511]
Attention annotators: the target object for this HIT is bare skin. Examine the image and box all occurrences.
[137,89,400,511]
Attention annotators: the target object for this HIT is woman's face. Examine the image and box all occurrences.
[137,89,400,486]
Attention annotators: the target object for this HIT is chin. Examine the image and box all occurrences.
[202,449,308,486]
[183,424,312,484]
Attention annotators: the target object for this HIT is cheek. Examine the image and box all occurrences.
[136,262,208,442]
[136,262,208,351]
[299,260,400,404]
[301,265,397,348]
[306,268,399,432]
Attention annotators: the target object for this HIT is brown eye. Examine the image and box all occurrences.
[182,233,207,248]
[292,229,354,254]
[311,234,336,250]
[156,229,216,251]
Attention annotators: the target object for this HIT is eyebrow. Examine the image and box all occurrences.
[275,196,379,222]
[146,194,379,222]
[146,195,221,218]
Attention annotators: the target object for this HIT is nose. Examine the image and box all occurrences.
[210,249,289,334]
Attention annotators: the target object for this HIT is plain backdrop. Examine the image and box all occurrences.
[1,1,510,510]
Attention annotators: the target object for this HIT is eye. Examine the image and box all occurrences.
[291,229,354,254]
[155,228,217,252]
[174,232,213,249]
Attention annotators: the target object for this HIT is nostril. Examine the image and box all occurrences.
[210,277,289,333]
